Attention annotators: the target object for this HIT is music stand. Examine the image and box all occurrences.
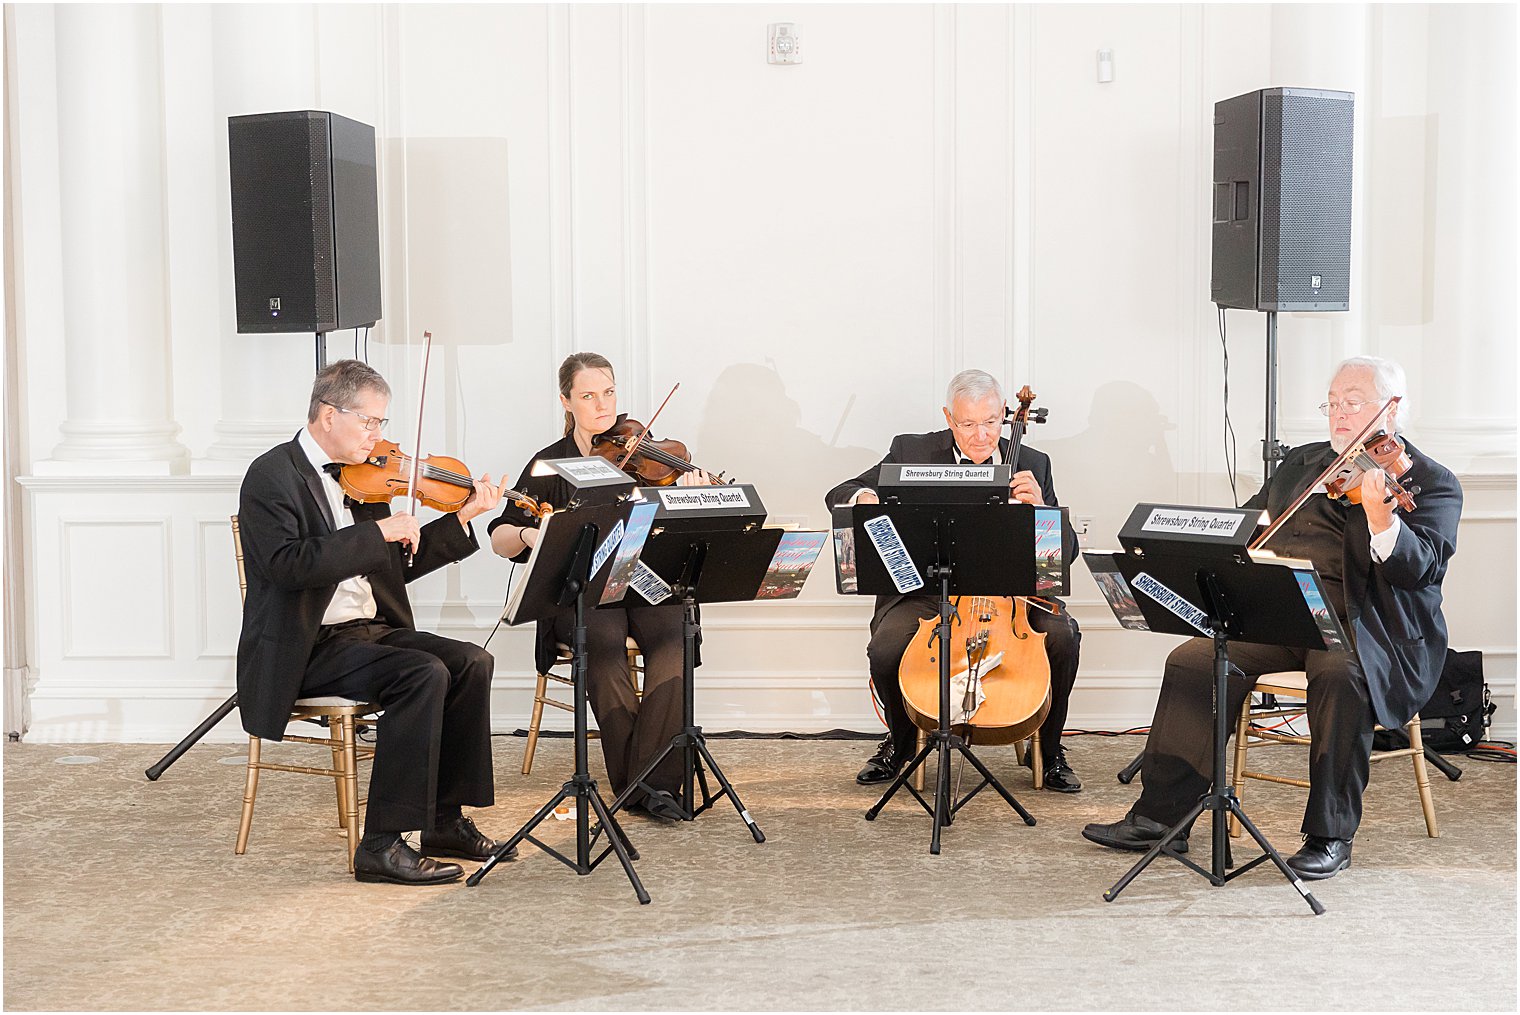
[1090,502,1344,915]
[608,484,818,844]
[850,493,1062,855]
[468,462,651,903]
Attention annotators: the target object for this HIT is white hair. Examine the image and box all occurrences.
[1332,355,1409,431]
[945,369,1003,408]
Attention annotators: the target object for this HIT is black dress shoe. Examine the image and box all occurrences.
[1081,810,1188,853]
[420,815,516,862]
[856,735,909,785]
[1038,748,1082,793]
[354,836,464,885]
[637,789,686,822]
[1285,835,1352,880]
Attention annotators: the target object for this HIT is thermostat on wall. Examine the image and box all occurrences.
[768,23,801,65]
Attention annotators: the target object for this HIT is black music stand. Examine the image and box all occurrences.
[851,495,1063,854]
[1091,503,1342,915]
[605,485,807,843]
[467,484,651,903]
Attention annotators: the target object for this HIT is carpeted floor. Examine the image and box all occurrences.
[4,734,1515,1011]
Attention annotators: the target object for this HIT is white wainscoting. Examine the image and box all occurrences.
[17,473,1514,744]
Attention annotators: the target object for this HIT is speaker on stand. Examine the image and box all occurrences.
[1211,86,1354,481]
[228,110,383,376]
[1119,87,1356,788]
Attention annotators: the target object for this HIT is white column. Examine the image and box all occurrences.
[203,4,322,465]
[49,4,188,471]
[1412,4,1517,471]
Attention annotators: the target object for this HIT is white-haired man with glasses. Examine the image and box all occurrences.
[826,369,1085,792]
[1083,355,1462,880]
[236,359,510,885]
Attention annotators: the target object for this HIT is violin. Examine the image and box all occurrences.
[1324,431,1418,510]
[1251,397,1417,551]
[589,415,727,487]
[896,384,1056,745]
[339,439,551,519]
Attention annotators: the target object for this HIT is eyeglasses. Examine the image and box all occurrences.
[1318,400,1369,417]
[951,419,1003,435]
[322,401,388,432]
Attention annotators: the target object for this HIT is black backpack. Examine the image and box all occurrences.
[1374,649,1492,753]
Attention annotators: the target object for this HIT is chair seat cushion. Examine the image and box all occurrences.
[553,637,639,656]
[293,696,370,708]
[1254,670,1309,694]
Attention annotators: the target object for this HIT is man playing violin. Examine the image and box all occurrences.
[826,369,1085,792]
[489,352,714,822]
[236,359,509,885]
[1083,356,1462,880]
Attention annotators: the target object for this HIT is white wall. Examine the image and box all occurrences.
[6,3,1515,743]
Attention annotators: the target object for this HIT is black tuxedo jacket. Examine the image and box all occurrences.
[824,429,1078,621]
[1245,439,1462,729]
[235,435,479,740]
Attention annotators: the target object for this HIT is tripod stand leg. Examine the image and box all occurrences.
[1117,748,1144,785]
[864,738,936,820]
[145,693,239,780]
[1103,800,1205,902]
[1227,798,1324,916]
[692,738,764,842]
[930,737,952,855]
[468,785,570,885]
[1423,744,1462,781]
[587,787,651,905]
[953,741,1036,826]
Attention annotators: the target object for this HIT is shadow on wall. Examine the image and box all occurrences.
[1036,380,1181,546]
[695,362,881,530]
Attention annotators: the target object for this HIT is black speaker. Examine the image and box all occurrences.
[228,110,382,333]
[1211,87,1354,312]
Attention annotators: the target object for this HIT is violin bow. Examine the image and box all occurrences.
[614,381,680,471]
[1250,395,1401,551]
[403,330,435,566]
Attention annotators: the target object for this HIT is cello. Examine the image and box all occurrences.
[896,386,1055,746]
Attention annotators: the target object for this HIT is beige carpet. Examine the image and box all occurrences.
[4,735,1515,1011]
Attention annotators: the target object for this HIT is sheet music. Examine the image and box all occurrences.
[503,512,556,624]
[755,531,828,600]
[1082,551,1149,631]
[599,502,659,606]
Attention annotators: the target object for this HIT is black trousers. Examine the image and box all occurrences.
[1135,637,1374,840]
[301,621,495,834]
[553,604,684,800]
[866,596,1081,763]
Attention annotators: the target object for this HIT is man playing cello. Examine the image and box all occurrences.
[825,369,1085,791]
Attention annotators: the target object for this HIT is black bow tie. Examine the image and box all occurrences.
[322,462,343,480]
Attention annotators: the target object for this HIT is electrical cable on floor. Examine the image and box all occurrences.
[1463,741,1515,763]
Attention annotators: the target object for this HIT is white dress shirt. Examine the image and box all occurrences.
[298,427,378,625]
[1369,516,1401,562]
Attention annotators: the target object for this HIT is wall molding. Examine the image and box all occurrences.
[60,518,173,659]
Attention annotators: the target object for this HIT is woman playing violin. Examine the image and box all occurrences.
[489,352,711,821]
